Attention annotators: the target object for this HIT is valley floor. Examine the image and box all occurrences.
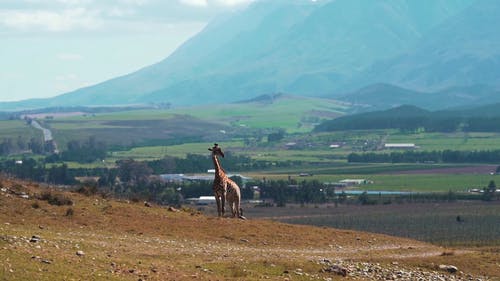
[1,178,499,280]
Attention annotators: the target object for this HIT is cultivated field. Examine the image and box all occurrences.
[246,202,500,247]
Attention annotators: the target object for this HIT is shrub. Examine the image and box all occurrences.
[76,185,98,196]
[40,191,73,206]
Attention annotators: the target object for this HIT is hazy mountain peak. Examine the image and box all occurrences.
[2,0,496,111]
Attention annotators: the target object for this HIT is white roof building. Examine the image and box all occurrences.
[384,143,416,148]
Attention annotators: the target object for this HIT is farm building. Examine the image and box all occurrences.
[186,196,216,205]
[339,179,370,186]
[384,143,417,149]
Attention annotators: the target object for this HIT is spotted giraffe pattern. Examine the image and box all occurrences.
[225,178,242,218]
[209,144,243,218]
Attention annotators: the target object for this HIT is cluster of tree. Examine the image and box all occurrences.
[0,158,75,185]
[0,136,47,156]
[147,153,302,174]
[267,129,286,142]
[348,150,500,164]
[245,179,335,206]
[314,105,500,133]
[47,136,107,163]
[0,112,21,120]
[483,180,498,201]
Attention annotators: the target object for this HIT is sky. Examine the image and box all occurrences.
[0,0,254,102]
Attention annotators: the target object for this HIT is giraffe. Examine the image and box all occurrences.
[208,143,244,219]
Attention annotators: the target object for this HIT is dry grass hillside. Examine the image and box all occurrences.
[1,176,498,281]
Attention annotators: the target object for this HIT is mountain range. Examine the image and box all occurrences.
[2,0,499,111]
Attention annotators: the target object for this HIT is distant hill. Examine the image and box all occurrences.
[2,0,487,110]
[315,103,500,132]
[340,83,500,112]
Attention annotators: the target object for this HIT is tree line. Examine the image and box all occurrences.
[348,149,500,164]
[0,136,48,155]
[314,105,500,133]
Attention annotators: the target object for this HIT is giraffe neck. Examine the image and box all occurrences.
[212,154,226,178]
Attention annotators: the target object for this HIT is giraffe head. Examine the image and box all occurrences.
[208,143,224,158]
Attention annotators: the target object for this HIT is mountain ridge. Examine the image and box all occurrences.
[3,0,499,111]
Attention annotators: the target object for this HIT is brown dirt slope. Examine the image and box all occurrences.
[1,177,498,280]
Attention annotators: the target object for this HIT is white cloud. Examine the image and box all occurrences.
[0,8,101,32]
[214,0,254,6]
[180,0,208,7]
[56,0,93,5]
[179,0,254,8]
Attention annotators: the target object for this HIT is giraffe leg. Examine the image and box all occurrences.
[228,200,235,217]
[235,197,241,218]
[215,194,222,217]
[221,192,226,217]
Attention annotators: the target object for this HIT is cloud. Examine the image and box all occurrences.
[179,0,208,7]
[214,0,254,6]
[179,0,254,8]
[0,8,101,32]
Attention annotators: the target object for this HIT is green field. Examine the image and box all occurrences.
[386,131,500,151]
[170,95,347,133]
[2,100,500,195]
[244,168,498,192]
[0,120,39,140]
[111,141,245,160]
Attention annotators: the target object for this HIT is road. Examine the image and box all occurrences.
[30,119,58,153]
[30,120,53,142]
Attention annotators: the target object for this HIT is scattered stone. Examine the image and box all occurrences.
[438,264,458,273]
[240,238,249,243]
[41,259,52,264]
[317,259,472,281]
[323,265,348,277]
[144,201,151,207]
[30,235,41,243]
[76,250,85,256]
[168,206,179,212]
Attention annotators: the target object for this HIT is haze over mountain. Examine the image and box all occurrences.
[3,0,499,111]
[352,0,500,93]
